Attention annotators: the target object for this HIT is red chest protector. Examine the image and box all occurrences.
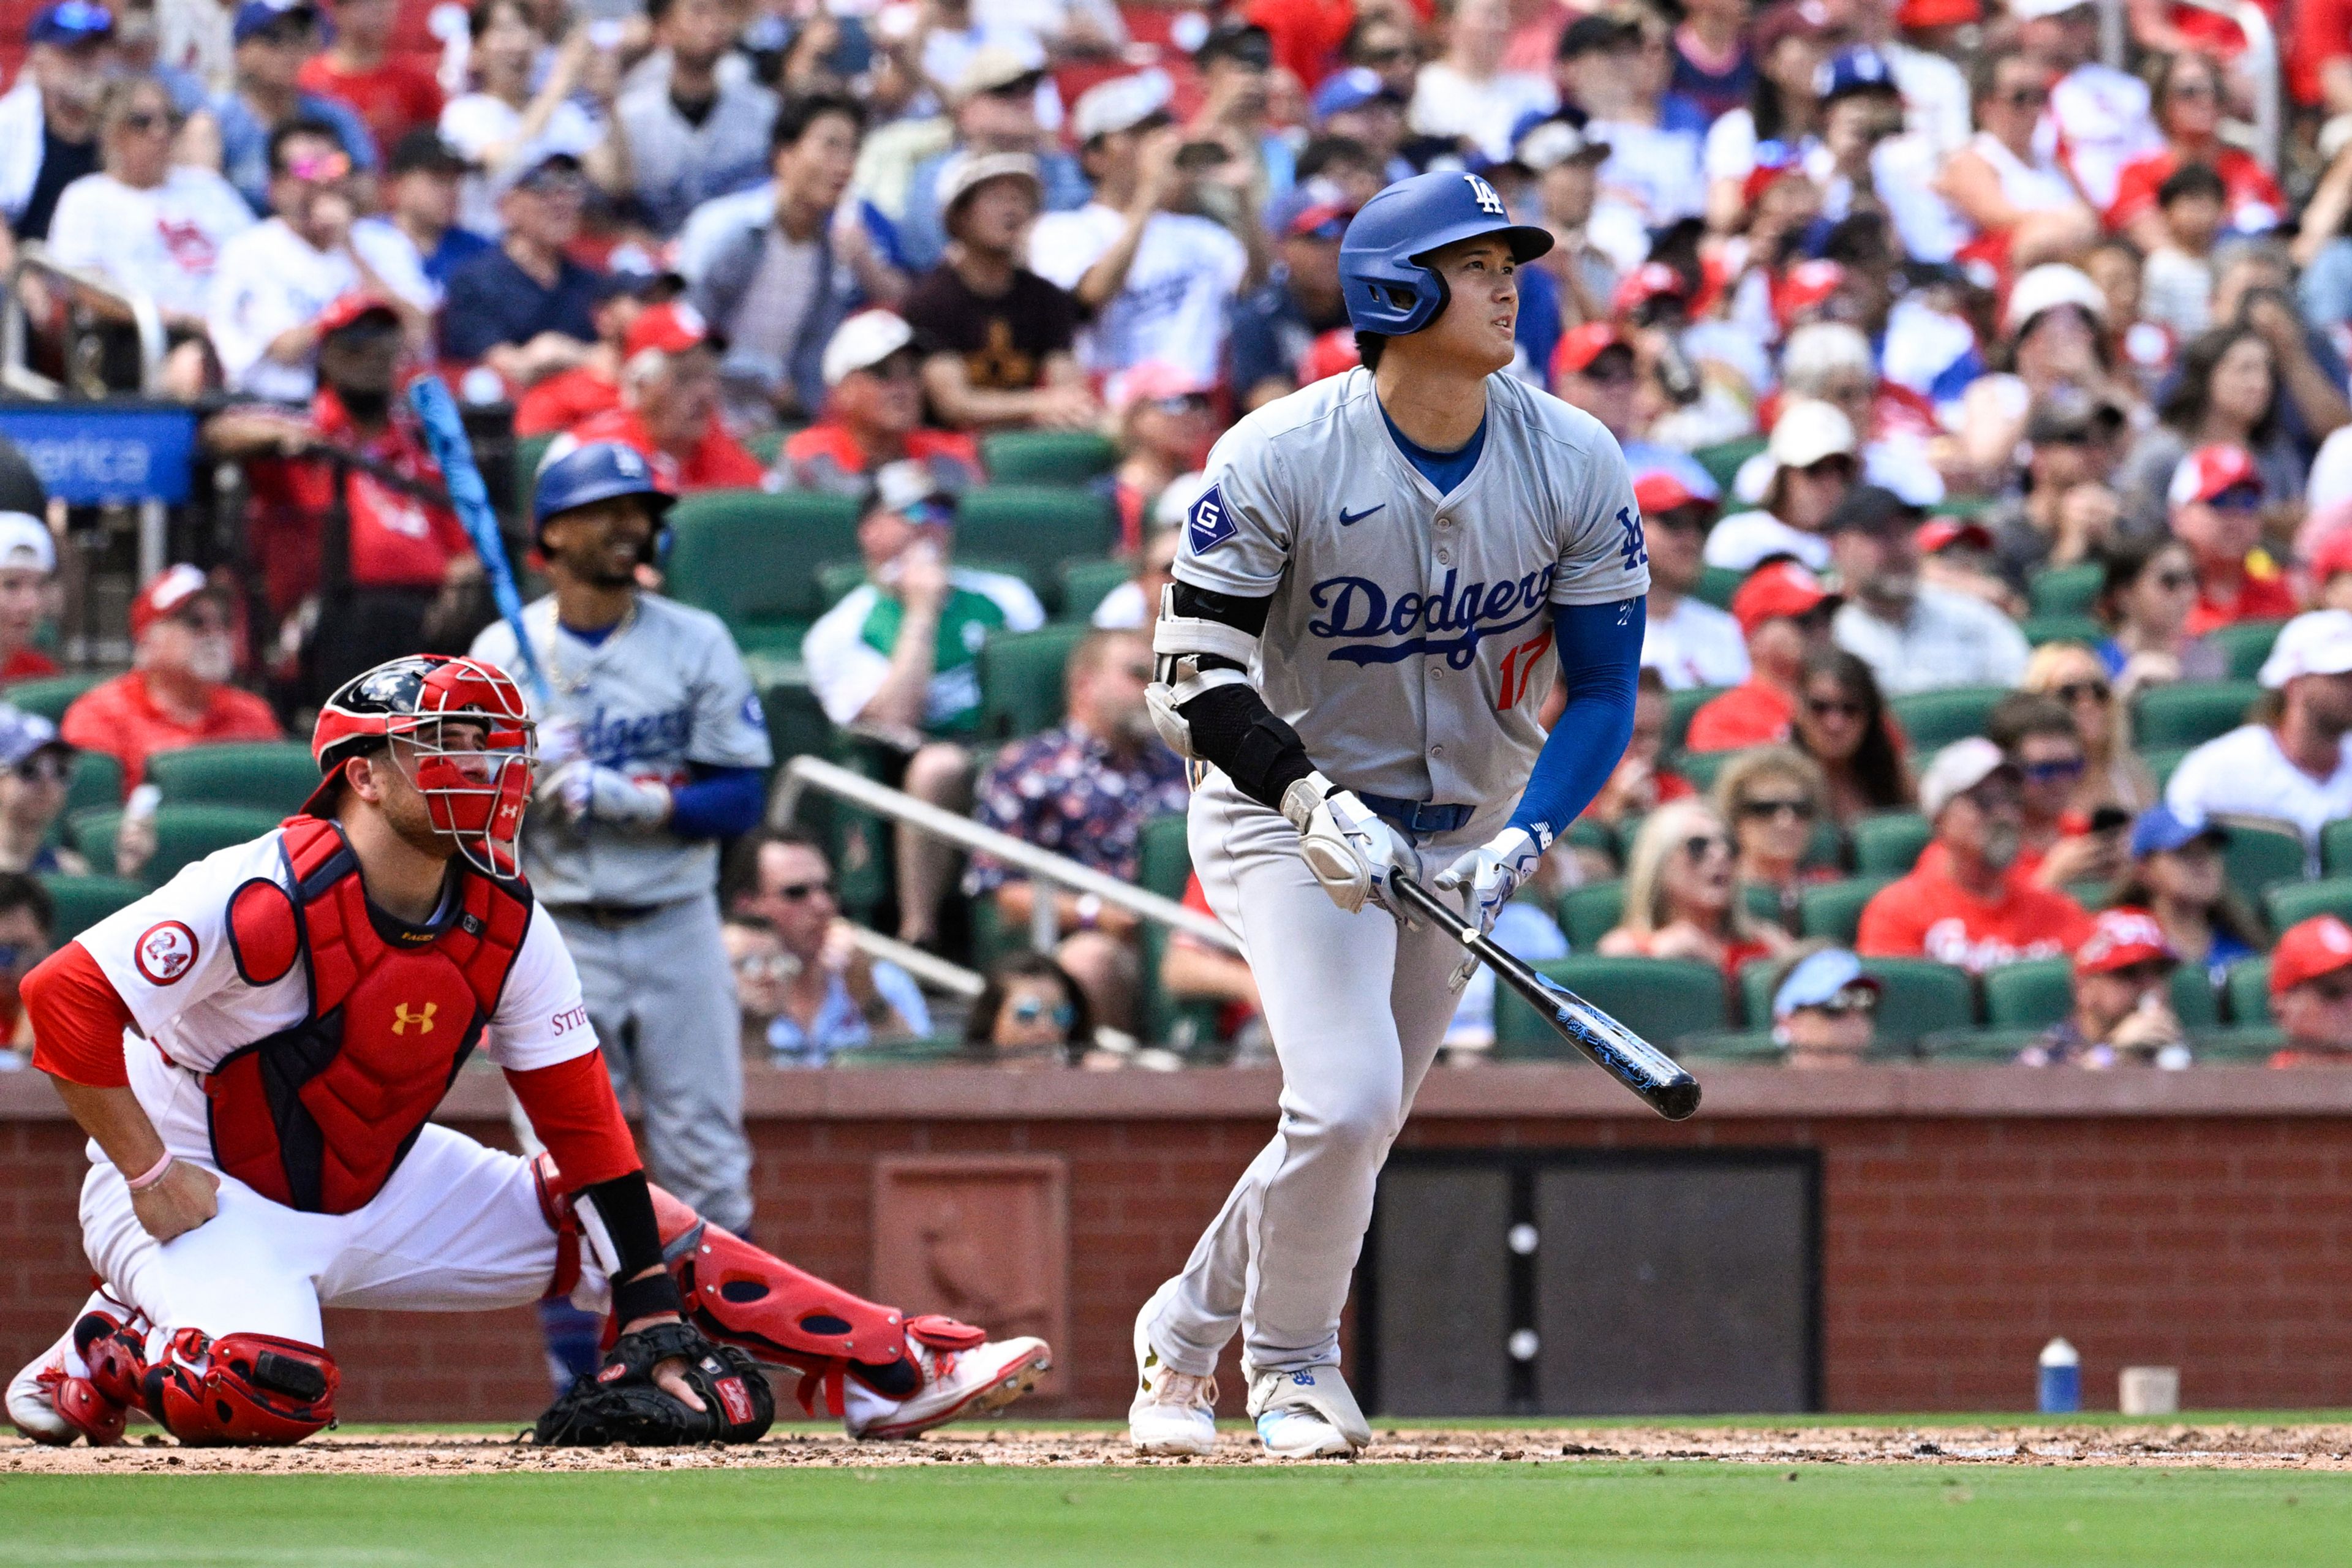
[203,818,533,1215]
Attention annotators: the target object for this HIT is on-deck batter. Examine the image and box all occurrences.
[1128,171,1650,1459]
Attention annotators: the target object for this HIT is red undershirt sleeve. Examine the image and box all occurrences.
[504,1051,641,1189]
[26,942,137,1089]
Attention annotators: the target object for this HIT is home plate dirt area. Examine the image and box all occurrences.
[10,1420,2352,1474]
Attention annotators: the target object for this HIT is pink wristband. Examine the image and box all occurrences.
[123,1151,175,1192]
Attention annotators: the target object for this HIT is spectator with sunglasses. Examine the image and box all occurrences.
[0,707,87,877]
[2165,444,2297,635]
[1108,364,1218,553]
[2106,804,2263,984]
[2020,640,2159,815]
[205,0,377,216]
[2107,53,2283,254]
[2016,907,2191,1068]
[963,952,1094,1066]
[964,630,1187,1036]
[60,565,281,794]
[2166,609,2352,858]
[729,831,931,1065]
[1635,469,1746,692]
[1714,745,1831,933]
[1768,946,1880,1068]
[1792,646,1913,824]
[1858,737,2092,974]
[776,312,984,496]
[1987,691,2124,889]
[1686,562,1839,752]
[1599,799,1793,979]
[2090,535,2225,692]
[0,872,53,1061]
[1932,52,2097,275]
[1981,398,2123,594]
[2266,916,2352,1066]
[0,1,118,249]
[46,75,251,398]
[1703,401,1857,575]
[439,152,602,386]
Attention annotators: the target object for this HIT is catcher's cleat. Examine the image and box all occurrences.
[6,1298,144,1446]
[843,1317,1050,1440]
[1129,1284,1218,1457]
[1246,1364,1370,1459]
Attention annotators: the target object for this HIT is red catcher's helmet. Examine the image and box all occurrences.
[304,654,537,879]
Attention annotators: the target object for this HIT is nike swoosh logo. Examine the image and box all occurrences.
[1338,505,1385,526]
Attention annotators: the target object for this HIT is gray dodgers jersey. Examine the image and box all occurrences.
[1172,368,1648,808]
[471,594,773,907]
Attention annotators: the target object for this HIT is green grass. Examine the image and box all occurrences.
[0,1464,2345,1567]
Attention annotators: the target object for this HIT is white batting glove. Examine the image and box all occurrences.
[1434,826,1547,938]
[535,715,586,774]
[1281,772,1406,916]
[550,763,672,830]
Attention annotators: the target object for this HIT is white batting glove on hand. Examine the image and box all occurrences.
[1282,772,1406,915]
[551,763,672,829]
[535,715,586,774]
[1434,826,1547,938]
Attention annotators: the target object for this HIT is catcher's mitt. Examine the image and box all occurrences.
[530,1321,775,1447]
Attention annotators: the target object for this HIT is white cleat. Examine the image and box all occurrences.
[1129,1287,1218,1456]
[1246,1364,1371,1460]
[7,1295,140,1447]
[844,1325,1051,1441]
[6,1325,80,1444]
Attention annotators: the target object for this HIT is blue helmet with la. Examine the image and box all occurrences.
[1336,170,1556,336]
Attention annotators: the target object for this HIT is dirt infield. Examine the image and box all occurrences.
[9,1421,2352,1475]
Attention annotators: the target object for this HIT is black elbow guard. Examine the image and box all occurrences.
[1180,682,1315,812]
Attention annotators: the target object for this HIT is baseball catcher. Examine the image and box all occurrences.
[7,654,1048,1448]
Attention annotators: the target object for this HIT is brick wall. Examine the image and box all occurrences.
[5,1069,2350,1423]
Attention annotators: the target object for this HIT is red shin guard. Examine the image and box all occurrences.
[143,1329,339,1446]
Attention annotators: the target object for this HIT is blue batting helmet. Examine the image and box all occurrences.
[1338,170,1554,337]
[531,440,676,549]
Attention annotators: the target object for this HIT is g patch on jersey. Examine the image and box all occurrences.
[1187,483,1235,555]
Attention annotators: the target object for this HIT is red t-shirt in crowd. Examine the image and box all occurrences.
[2292,0,2352,104]
[1685,679,1793,752]
[2108,145,2284,230]
[514,366,620,438]
[59,671,283,791]
[1856,858,2094,974]
[296,55,444,160]
[569,407,766,493]
[1,647,58,682]
[2185,557,2297,638]
[1245,0,1354,88]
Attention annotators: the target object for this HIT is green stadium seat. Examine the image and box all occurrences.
[834,1036,969,1066]
[2133,679,2260,748]
[1134,810,1216,1050]
[2205,618,2287,680]
[71,804,284,886]
[2266,878,2352,933]
[979,430,1118,486]
[39,873,147,940]
[1563,816,1616,864]
[1674,1029,1785,1063]
[1694,438,1764,495]
[1888,685,2008,752]
[4,673,105,723]
[1919,1026,2042,1063]
[1743,956,1972,1045]
[974,624,1088,741]
[2226,956,2271,1024]
[1850,812,1930,875]
[816,556,1038,612]
[2027,562,2103,616]
[1557,881,1626,949]
[146,742,318,815]
[2143,744,2193,790]
[1494,955,1726,1056]
[1796,875,1893,943]
[1676,748,1735,791]
[1060,558,1133,622]
[513,433,555,517]
[1664,686,1721,750]
[2021,614,2103,648]
[663,489,862,657]
[1804,817,1845,870]
[952,487,1120,611]
[63,750,123,828]
[1693,567,1744,611]
[743,427,791,468]
[1742,880,1791,930]
[2217,816,2307,894]
[2195,1026,2285,1063]
[2324,820,2352,878]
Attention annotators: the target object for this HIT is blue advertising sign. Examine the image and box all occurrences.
[0,403,197,505]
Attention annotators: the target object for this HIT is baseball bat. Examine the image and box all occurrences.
[407,377,552,709]
[1390,870,1702,1121]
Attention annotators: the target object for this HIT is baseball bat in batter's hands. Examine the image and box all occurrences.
[407,375,553,709]
[1389,871,1702,1121]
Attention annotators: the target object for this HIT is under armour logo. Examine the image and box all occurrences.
[391,1002,437,1036]
[1463,173,1505,216]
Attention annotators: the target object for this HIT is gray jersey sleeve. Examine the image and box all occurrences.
[1544,413,1651,608]
[686,618,775,769]
[1169,420,1292,598]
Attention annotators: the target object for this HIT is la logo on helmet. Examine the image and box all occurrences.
[1463,173,1505,216]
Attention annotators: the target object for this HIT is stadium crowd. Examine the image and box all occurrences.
[4,0,2352,1078]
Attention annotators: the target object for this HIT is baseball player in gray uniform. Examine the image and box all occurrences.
[471,443,772,1240]
[1129,173,1651,1458]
